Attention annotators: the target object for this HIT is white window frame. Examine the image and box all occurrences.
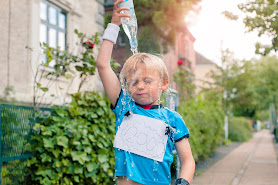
[40,0,67,66]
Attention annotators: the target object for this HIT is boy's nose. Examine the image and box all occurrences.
[136,81,145,90]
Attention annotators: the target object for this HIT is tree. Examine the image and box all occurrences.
[135,0,201,52]
[209,49,258,118]
[224,0,278,55]
[253,56,278,110]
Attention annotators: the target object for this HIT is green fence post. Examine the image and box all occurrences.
[0,104,2,185]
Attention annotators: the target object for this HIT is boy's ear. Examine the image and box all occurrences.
[161,80,169,92]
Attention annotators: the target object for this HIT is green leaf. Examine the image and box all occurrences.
[41,153,52,163]
[86,162,98,172]
[52,149,60,158]
[73,141,81,146]
[97,149,108,155]
[36,169,52,177]
[74,164,83,174]
[56,109,66,117]
[65,74,72,79]
[78,32,83,38]
[52,116,62,122]
[84,146,92,154]
[41,87,49,92]
[42,128,52,136]
[57,136,69,148]
[91,113,98,118]
[82,137,90,145]
[43,138,54,149]
[98,100,106,107]
[71,151,89,165]
[88,134,95,142]
[98,154,108,163]
[102,163,109,172]
[75,66,83,71]
[97,142,104,148]
[74,175,80,182]
[55,161,62,168]
[97,108,104,116]
[62,158,70,166]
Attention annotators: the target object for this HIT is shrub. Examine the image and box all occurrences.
[25,92,116,185]
[228,116,253,142]
[177,91,224,162]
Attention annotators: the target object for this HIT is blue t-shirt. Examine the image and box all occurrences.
[112,90,190,185]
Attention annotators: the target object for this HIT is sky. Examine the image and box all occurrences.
[187,0,271,65]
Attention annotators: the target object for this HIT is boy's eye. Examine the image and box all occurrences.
[144,80,151,84]
[131,81,138,86]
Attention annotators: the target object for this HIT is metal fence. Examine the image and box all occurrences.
[0,104,51,185]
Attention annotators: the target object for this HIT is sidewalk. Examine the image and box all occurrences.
[192,129,278,185]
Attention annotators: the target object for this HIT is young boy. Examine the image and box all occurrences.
[96,0,195,184]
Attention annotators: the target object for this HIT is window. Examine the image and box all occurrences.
[40,1,66,66]
[118,31,126,47]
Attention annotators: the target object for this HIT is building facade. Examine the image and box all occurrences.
[163,26,196,90]
[194,52,218,92]
[0,0,105,105]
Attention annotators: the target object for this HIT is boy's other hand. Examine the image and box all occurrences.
[112,0,131,26]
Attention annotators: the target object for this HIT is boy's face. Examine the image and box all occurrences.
[127,65,168,105]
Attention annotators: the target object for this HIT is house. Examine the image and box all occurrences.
[194,52,218,91]
[0,0,105,106]
[163,26,196,91]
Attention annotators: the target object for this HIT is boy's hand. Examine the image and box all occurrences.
[111,0,131,26]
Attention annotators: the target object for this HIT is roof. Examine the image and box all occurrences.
[196,52,216,65]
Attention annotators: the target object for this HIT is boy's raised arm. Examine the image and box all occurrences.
[96,0,130,107]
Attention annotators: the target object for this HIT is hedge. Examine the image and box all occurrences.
[25,92,116,185]
[177,93,225,162]
[228,116,253,142]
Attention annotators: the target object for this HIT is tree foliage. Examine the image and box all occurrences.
[209,49,278,119]
[239,0,278,55]
[253,56,278,110]
[225,0,278,55]
[135,0,201,52]
[209,49,258,117]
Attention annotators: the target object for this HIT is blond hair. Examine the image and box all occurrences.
[119,53,169,87]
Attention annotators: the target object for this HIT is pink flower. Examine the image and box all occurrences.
[83,41,95,49]
[177,60,183,66]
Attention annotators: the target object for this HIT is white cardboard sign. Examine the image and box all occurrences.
[113,114,168,162]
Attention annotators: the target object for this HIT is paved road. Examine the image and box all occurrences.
[192,129,278,185]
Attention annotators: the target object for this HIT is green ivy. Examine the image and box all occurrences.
[26,92,116,185]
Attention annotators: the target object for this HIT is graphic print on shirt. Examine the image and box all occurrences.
[113,113,168,162]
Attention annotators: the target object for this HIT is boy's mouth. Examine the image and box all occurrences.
[136,93,145,96]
